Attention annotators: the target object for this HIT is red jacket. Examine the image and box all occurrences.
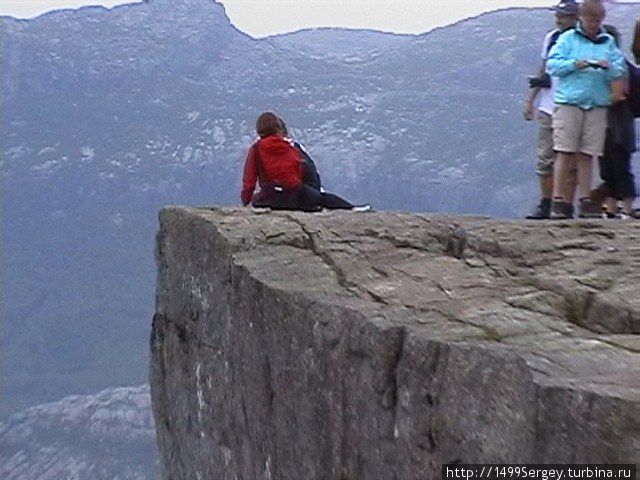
[241,135,303,205]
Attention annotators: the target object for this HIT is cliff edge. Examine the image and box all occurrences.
[150,207,640,479]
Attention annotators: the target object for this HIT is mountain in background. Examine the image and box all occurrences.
[0,385,157,480]
[2,0,639,423]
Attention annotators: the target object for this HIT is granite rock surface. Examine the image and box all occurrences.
[150,207,640,479]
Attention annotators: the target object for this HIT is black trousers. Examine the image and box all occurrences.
[599,140,637,200]
[252,184,353,211]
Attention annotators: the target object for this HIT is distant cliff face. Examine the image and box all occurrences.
[150,207,640,479]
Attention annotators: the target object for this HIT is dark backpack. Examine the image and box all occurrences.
[294,142,322,191]
[628,60,640,118]
[545,29,564,57]
[530,29,567,89]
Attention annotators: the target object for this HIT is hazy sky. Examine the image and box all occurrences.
[1,0,638,37]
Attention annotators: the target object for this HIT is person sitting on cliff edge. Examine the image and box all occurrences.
[278,117,323,193]
[240,111,370,212]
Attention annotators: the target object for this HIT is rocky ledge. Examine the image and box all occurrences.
[150,207,640,479]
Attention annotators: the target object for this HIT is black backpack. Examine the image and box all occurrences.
[546,29,564,57]
[529,29,567,89]
[294,142,322,191]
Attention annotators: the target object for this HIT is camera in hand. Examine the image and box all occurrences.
[528,73,552,89]
[586,60,608,69]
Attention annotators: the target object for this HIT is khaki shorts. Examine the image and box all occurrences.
[552,104,607,157]
[536,111,554,177]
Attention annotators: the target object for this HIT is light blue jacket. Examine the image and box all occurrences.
[547,23,626,109]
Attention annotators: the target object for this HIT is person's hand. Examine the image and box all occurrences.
[523,100,535,121]
[576,60,589,69]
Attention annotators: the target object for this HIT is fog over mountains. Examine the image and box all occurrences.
[1,0,639,476]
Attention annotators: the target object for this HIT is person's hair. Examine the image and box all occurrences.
[603,24,620,47]
[633,19,640,63]
[256,112,282,138]
[580,0,605,18]
[278,117,289,137]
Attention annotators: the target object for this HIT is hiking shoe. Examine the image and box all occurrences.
[352,204,372,212]
[525,198,551,219]
[577,198,603,218]
[550,201,574,219]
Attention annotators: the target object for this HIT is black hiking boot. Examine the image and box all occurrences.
[525,198,551,219]
[550,200,574,219]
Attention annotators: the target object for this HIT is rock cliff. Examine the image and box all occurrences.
[150,207,640,479]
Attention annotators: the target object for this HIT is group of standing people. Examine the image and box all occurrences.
[240,0,638,219]
[525,0,639,220]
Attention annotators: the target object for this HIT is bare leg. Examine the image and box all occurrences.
[540,174,553,200]
[566,167,577,205]
[554,152,576,202]
[576,152,593,200]
[527,173,554,219]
